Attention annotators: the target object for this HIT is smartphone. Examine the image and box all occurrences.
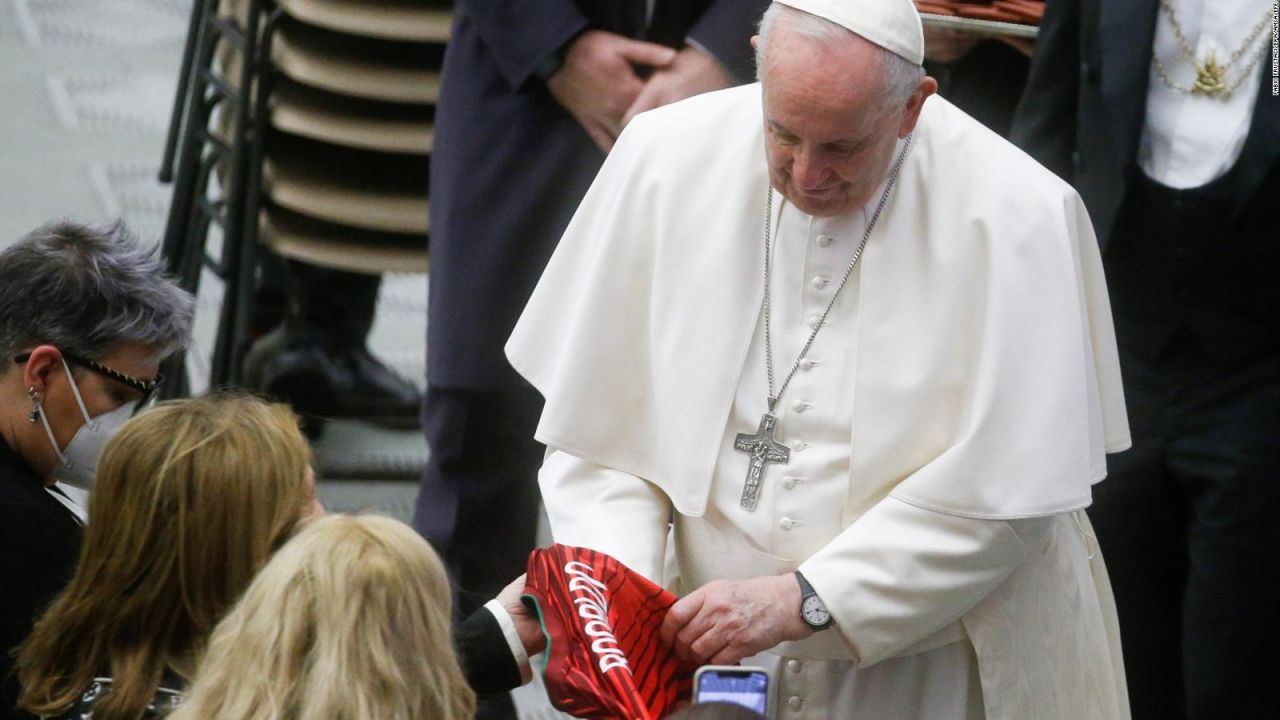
[693,665,771,714]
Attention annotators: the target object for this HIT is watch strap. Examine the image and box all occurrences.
[795,570,817,598]
[795,570,833,630]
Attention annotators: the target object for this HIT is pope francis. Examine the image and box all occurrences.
[506,0,1133,717]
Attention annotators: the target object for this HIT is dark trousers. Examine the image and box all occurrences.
[1095,329,1280,720]
[414,384,545,617]
[1094,176,1280,720]
[414,384,544,719]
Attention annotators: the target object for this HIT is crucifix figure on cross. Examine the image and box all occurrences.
[734,412,791,511]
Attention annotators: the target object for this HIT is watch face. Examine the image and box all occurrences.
[802,595,830,626]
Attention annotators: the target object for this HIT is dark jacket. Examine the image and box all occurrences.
[1010,0,1280,363]
[456,604,524,695]
[426,0,769,388]
[1009,0,1279,250]
[0,436,83,719]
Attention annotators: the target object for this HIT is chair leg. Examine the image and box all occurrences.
[209,0,269,387]
[158,0,211,184]
[156,7,227,400]
[159,0,259,397]
[228,7,283,385]
[160,6,222,274]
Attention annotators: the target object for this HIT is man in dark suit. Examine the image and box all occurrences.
[416,2,767,714]
[1011,2,1279,718]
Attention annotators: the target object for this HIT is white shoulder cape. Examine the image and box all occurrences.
[507,84,1130,520]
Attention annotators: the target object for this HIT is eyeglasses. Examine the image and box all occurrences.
[13,350,163,412]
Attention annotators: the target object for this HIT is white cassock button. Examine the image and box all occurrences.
[792,400,808,413]
[787,659,803,673]
[779,517,795,530]
[791,440,808,451]
[816,234,834,247]
[781,477,796,490]
[800,359,818,370]
[811,275,830,289]
[807,315,821,329]
[788,696,804,711]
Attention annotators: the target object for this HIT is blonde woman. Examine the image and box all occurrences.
[15,394,321,719]
[171,514,477,720]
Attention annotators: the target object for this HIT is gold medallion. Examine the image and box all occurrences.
[1191,52,1228,97]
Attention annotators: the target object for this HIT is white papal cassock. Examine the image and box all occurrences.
[507,83,1133,719]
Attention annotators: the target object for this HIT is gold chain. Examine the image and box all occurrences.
[1151,0,1271,99]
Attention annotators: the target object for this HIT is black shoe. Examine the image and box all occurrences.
[255,334,422,430]
[332,345,422,427]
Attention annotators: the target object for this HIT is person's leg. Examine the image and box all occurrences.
[415,384,544,616]
[1088,331,1189,720]
[1174,349,1280,720]
[415,384,544,720]
[415,386,468,580]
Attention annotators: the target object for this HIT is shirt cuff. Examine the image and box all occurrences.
[484,598,533,685]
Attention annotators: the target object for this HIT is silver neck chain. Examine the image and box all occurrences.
[763,135,913,413]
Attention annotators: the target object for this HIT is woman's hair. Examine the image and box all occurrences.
[16,394,313,719]
[0,221,194,362]
[170,514,476,720]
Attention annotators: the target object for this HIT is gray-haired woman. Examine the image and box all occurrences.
[0,221,193,718]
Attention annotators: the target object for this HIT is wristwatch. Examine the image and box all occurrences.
[794,571,832,631]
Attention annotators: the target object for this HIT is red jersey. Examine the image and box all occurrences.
[523,545,696,719]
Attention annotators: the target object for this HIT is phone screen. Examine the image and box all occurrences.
[695,668,769,714]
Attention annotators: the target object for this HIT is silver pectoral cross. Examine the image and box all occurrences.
[734,412,791,511]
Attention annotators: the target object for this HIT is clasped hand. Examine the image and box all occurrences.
[547,31,731,153]
[659,574,814,666]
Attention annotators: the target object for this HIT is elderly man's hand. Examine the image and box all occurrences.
[660,574,813,666]
[622,45,732,128]
[547,30,677,153]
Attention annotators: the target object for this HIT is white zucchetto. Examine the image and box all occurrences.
[775,0,925,65]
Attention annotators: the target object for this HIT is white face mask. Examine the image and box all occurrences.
[37,356,137,489]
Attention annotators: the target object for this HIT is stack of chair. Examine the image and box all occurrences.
[252,0,445,274]
[158,0,449,395]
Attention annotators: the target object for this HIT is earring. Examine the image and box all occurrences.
[27,386,41,423]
